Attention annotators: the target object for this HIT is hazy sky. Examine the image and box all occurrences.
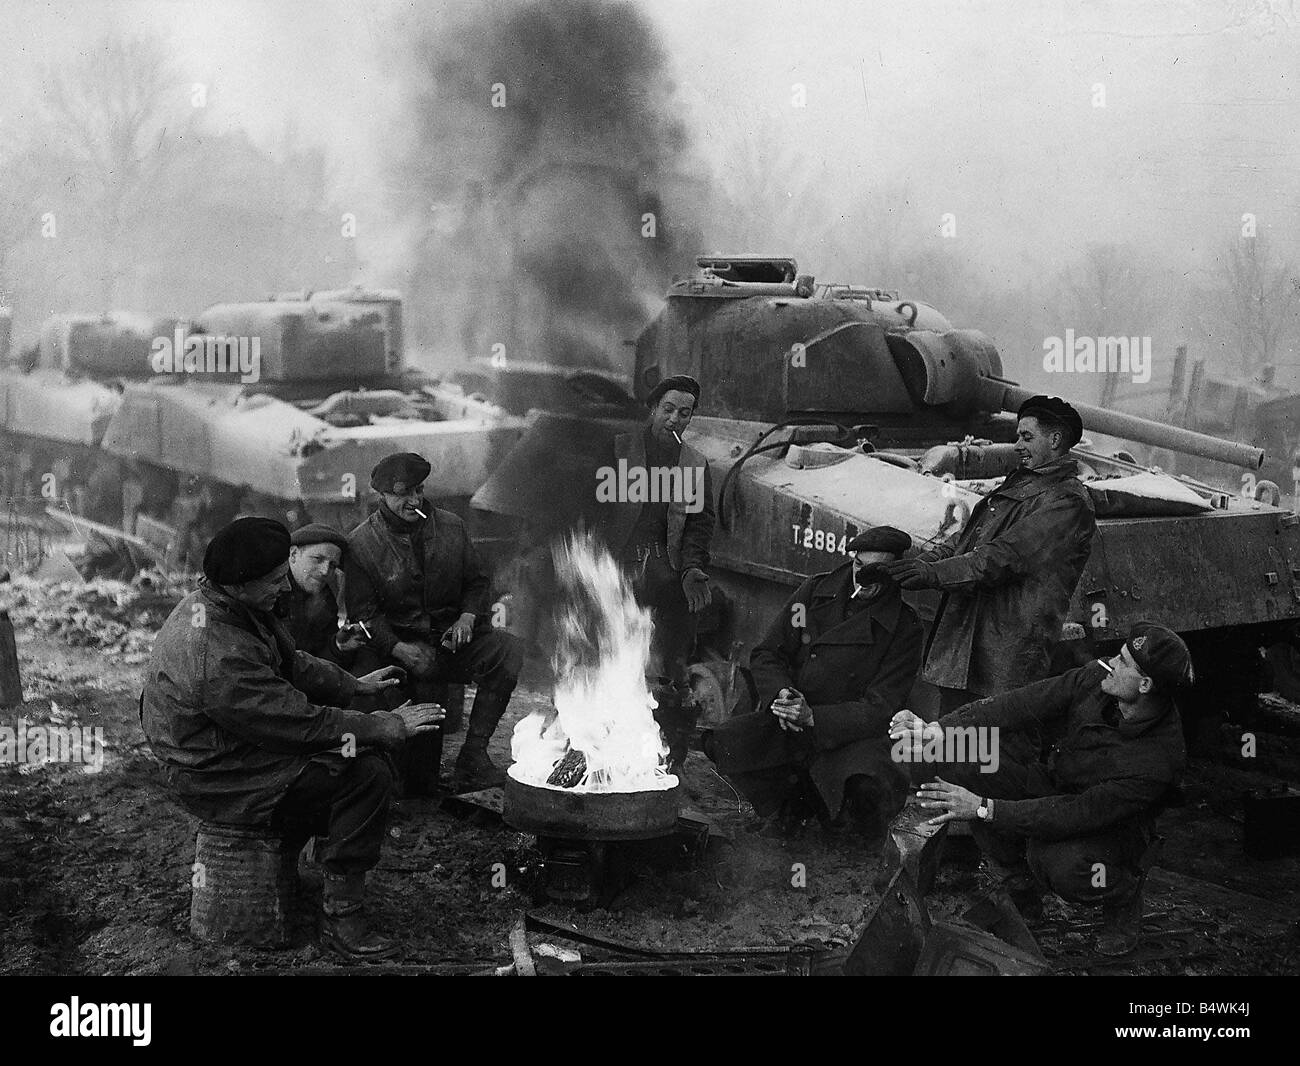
[2,0,1297,301]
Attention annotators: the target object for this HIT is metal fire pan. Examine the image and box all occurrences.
[503,774,682,841]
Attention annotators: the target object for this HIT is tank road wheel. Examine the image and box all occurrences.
[1266,642,1300,704]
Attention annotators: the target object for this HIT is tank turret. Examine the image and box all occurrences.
[475,254,1300,725]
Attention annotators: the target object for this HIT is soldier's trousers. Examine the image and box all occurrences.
[915,750,1150,904]
[271,750,394,876]
[628,549,695,685]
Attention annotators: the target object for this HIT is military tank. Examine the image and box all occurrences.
[0,289,525,570]
[473,255,1300,726]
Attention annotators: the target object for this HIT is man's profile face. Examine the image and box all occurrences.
[648,389,696,446]
[1014,416,1062,470]
[290,543,342,595]
[1101,644,1153,703]
[230,561,292,612]
[381,479,426,522]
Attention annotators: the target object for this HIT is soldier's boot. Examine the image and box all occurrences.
[452,688,511,792]
[320,872,397,962]
[1095,875,1146,957]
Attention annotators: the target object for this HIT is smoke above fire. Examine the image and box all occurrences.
[509,531,673,792]
[392,0,703,369]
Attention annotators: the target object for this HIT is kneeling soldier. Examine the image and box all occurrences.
[893,622,1192,956]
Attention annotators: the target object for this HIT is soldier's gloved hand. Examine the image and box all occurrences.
[392,641,439,678]
[682,569,712,613]
[882,558,938,590]
[353,665,405,696]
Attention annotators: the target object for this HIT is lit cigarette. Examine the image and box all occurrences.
[671,430,683,445]
[413,507,427,519]
[1097,658,1113,674]
[358,621,372,639]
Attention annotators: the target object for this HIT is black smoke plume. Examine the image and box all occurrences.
[393,0,703,370]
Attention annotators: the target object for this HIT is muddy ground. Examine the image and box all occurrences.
[2,583,1299,976]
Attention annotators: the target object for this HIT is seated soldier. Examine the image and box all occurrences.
[283,523,365,667]
[705,527,924,840]
[346,452,523,793]
[892,622,1192,956]
[141,517,442,961]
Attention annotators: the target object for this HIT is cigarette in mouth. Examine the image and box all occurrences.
[1097,658,1113,674]
[358,621,372,639]
[671,430,683,445]
[413,507,427,519]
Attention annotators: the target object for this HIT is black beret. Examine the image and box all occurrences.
[846,525,911,556]
[370,451,432,493]
[1126,622,1195,690]
[290,523,348,553]
[203,517,291,585]
[1017,395,1083,448]
[646,374,701,409]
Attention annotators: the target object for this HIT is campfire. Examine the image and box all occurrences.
[509,531,677,794]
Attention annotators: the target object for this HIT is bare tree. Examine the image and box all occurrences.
[1214,231,1300,377]
[32,33,195,305]
[1060,242,1154,405]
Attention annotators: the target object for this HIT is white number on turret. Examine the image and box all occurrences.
[792,524,849,555]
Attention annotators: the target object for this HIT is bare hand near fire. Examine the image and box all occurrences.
[888,709,942,755]
[917,777,981,826]
[354,665,405,695]
[391,702,445,738]
[441,613,475,651]
[772,687,813,729]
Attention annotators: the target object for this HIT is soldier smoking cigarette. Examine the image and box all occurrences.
[1096,658,1113,673]
[413,507,427,519]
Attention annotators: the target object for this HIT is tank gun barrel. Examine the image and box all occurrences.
[976,378,1264,470]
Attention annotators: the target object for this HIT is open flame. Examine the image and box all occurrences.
[509,531,676,792]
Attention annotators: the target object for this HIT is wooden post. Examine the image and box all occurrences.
[0,611,22,707]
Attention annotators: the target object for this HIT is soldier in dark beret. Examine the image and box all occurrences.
[346,451,523,793]
[885,394,1097,714]
[142,516,443,961]
[893,621,1192,956]
[285,523,358,665]
[705,526,924,841]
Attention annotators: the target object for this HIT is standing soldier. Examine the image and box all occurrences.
[598,375,715,765]
[886,395,1097,714]
[346,452,522,793]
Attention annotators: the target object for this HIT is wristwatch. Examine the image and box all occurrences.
[976,798,992,821]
